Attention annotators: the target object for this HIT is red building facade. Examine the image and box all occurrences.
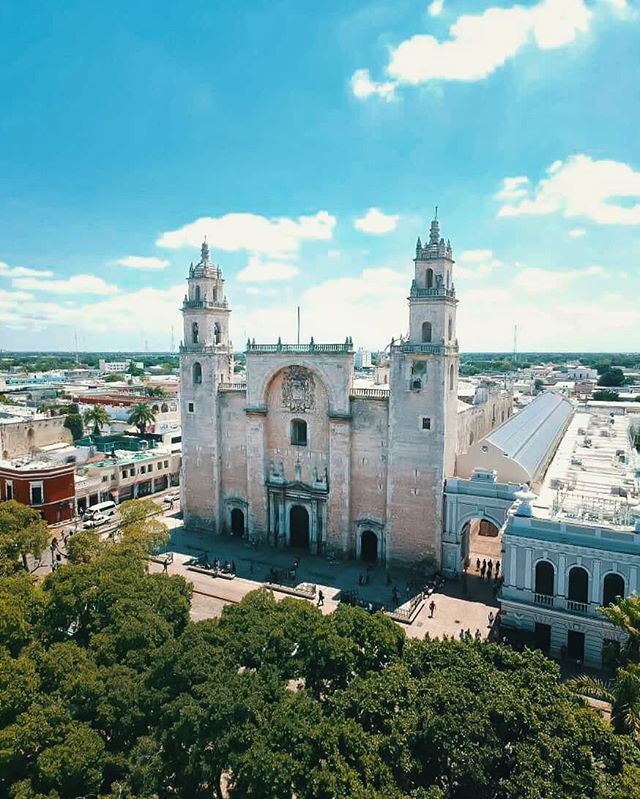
[0,461,75,525]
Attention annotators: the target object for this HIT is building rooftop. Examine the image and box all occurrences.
[484,391,574,482]
[534,411,640,530]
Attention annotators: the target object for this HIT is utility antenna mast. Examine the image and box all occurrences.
[513,324,518,363]
[297,306,300,345]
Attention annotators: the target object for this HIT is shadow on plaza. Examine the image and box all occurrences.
[160,520,465,610]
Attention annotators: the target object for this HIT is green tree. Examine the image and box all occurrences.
[599,368,626,387]
[63,412,83,441]
[593,390,620,402]
[127,402,156,434]
[145,386,166,398]
[569,664,640,741]
[600,595,640,661]
[82,405,111,436]
[0,501,49,573]
[104,372,124,383]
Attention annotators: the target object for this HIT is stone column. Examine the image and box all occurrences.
[524,548,532,590]
[558,554,566,596]
[327,415,352,557]
[246,410,267,541]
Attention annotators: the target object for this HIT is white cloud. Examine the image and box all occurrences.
[0,262,54,279]
[233,267,408,347]
[351,0,617,97]
[116,255,171,270]
[12,274,118,295]
[354,208,400,234]
[511,264,604,293]
[350,69,396,100]
[236,256,300,283]
[497,154,640,224]
[428,0,444,17]
[157,210,336,258]
[455,249,503,279]
[568,227,587,237]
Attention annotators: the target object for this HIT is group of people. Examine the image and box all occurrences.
[198,553,236,575]
[476,557,500,581]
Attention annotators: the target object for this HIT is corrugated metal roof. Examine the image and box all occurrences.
[485,391,574,480]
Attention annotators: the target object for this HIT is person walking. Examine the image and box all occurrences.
[429,600,436,618]
[459,628,465,641]
[480,559,487,578]
[488,611,495,626]
[496,560,500,576]
[474,629,481,641]
[476,557,481,571]
[317,590,324,607]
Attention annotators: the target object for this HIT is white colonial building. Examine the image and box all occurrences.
[179,217,511,564]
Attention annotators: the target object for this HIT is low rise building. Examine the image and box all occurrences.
[0,457,75,524]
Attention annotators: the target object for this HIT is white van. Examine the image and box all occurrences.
[84,500,117,520]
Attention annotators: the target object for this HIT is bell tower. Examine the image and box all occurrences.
[180,240,233,532]
[386,211,459,564]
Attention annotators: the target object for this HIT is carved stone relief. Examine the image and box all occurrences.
[282,367,315,413]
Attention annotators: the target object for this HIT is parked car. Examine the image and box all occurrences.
[163,492,180,504]
[83,513,109,529]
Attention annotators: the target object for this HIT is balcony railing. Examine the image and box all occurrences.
[350,387,390,399]
[566,599,589,615]
[390,342,459,357]
[533,593,554,607]
[182,299,228,309]
[409,286,456,299]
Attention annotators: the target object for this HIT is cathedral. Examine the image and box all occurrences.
[179,215,511,566]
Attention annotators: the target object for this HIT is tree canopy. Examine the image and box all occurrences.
[599,368,626,387]
[1,518,640,799]
[127,402,156,434]
[0,500,49,574]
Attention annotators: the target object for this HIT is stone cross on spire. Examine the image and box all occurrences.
[200,237,210,265]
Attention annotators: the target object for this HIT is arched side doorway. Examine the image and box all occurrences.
[460,516,501,571]
[361,530,378,562]
[230,508,245,537]
[289,505,310,549]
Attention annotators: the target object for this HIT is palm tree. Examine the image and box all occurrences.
[128,402,156,435]
[600,595,640,661]
[569,664,640,740]
[82,405,111,437]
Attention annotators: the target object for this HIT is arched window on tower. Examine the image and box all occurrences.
[291,419,308,446]
[193,362,202,385]
[213,323,221,345]
[448,316,453,341]
[422,322,432,343]
[195,285,201,302]
[192,322,199,344]
[449,363,455,390]
[426,268,434,289]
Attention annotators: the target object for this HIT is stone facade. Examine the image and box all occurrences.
[0,416,72,460]
[180,218,507,565]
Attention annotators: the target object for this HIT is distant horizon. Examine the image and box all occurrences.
[1,350,639,358]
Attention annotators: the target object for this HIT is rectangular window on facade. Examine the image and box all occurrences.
[188,402,194,413]
[164,460,169,468]
[421,417,431,430]
[140,466,146,474]
[5,480,13,500]
[30,482,44,505]
[102,475,108,482]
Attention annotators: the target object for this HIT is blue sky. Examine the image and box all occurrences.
[0,0,639,352]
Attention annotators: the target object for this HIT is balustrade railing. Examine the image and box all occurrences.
[350,387,390,399]
[566,599,589,615]
[246,342,353,354]
[182,299,228,309]
[533,593,554,607]
[409,287,456,299]
[218,382,247,392]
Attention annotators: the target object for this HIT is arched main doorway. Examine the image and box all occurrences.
[230,508,245,537]
[289,505,310,549]
[361,530,378,562]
